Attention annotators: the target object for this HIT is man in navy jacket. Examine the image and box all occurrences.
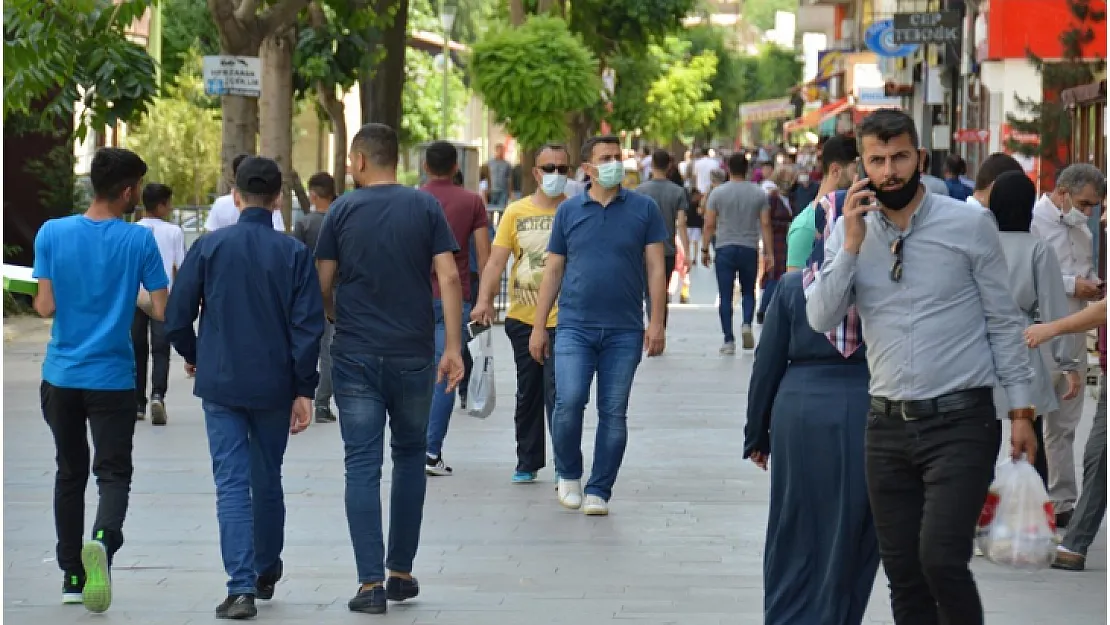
[165,156,324,620]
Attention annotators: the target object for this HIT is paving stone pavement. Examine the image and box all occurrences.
[3,308,1106,625]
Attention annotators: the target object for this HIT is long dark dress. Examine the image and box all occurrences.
[743,272,879,625]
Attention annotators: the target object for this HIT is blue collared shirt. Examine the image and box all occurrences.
[165,207,324,409]
[547,186,669,330]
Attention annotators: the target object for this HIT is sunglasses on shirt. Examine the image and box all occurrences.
[537,164,571,175]
[890,236,904,283]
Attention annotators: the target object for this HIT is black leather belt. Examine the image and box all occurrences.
[869,387,994,421]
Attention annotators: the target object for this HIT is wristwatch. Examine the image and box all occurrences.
[1008,406,1036,422]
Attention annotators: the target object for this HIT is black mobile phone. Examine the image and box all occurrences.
[467,321,491,340]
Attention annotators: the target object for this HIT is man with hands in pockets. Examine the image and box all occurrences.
[805,110,1036,625]
[528,135,669,517]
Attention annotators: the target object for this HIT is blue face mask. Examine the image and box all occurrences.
[541,173,567,197]
[595,161,625,189]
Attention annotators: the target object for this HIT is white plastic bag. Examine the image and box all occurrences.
[466,330,496,419]
[975,458,1057,570]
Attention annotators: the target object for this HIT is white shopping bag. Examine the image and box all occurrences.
[466,330,496,419]
[975,457,1058,570]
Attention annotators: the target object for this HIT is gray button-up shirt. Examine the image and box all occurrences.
[805,191,1035,411]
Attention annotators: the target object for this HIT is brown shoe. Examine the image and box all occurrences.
[1051,548,1086,571]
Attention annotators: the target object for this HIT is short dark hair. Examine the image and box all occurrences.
[232,153,251,177]
[351,123,399,169]
[727,152,749,177]
[581,135,621,163]
[989,171,1037,233]
[945,153,967,177]
[820,135,858,174]
[306,172,336,200]
[975,153,1024,191]
[142,183,173,212]
[90,147,148,201]
[651,149,672,171]
[535,143,569,162]
[425,140,458,176]
[857,109,920,149]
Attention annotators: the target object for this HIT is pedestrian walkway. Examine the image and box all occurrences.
[3,309,1104,624]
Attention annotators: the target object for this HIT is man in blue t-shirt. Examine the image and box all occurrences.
[32,147,169,613]
[315,123,464,616]
[529,135,669,517]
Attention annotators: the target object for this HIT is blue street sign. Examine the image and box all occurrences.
[865,20,919,58]
[205,78,226,96]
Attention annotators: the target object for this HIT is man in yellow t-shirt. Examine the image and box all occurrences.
[472,143,568,484]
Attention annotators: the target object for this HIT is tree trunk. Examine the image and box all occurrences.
[360,0,410,130]
[509,0,526,25]
[219,95,259,193]
[317,85,347,194]
[260,27,295,230]
[520,150,537,196]
[567,111,591,166]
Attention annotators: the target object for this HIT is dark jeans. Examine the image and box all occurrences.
[713,244,758,342]
[428,299,471,458]
[504,318,556,473]
[202,400,290,594]
[644,255,677,327]
[131,307,170,411]
[551,326,643,501]
[332,350,435,582]
[866,391,999,625]
[41,381,137,576]
[758,278,779,316]
[460,272,481,399]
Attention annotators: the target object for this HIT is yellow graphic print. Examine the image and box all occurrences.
[512,214,554,307]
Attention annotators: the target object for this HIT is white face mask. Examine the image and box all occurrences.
[541,173,568,197]
[1061,196,1090,227]
[797,173,810,185]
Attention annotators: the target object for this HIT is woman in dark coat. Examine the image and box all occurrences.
[756,181,793,324]
[744,191,879,625]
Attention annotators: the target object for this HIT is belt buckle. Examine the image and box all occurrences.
[898,402,914,422]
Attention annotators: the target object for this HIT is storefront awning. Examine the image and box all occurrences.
[739,97,795,124]
[783,98,850,134]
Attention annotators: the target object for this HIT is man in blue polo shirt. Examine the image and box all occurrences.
[529,134,669,517]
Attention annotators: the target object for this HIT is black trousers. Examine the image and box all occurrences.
[41,381,136,576]
[866,389,999,625]
[131,307,170,411]
[504,319,556,473]
[459,271,481,399]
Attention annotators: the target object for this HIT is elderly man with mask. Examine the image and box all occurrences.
[1031,162,1107,530]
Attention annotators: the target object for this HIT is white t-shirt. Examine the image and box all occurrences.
[136,217,187,289]
[693,156,720,195]
[205,194,286,232]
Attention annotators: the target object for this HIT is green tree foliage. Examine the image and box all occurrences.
[742,0,796,32]
[125,48,223,205]
[749,44,803,101]
[1007,0,1106,168]
[4,0,158,140]
[568,0,698,61]
[641,36,720,145]
[470,15,600,149]
[400,46,467,147]
[161,0,220,86]
[684,25,746,141]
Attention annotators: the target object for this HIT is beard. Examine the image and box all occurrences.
[866,169,921,210]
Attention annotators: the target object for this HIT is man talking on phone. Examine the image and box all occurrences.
[1030,163,1106,529]
[806,109,1035,625]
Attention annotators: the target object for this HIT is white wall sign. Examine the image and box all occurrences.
[203,56,262,98]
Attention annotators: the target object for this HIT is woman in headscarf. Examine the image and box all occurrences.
[988,170,1083,486]
[756,180,793,325]
[743,191,878,625]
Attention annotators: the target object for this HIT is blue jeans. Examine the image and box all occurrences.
[332,350,435,583]
[551,326,643,501]
[427,299,471,458]
[714,244,758,342]
[202,400,291,595]
[758,278,779,316]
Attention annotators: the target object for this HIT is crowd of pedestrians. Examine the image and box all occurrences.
[27,107,1106,624]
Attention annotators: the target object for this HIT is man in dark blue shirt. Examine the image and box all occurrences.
[33,147,169,613]
[529,134,669,517]
[164,156,324,620]
[314,123,464,615]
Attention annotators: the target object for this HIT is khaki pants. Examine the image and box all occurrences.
[1046,335,1089,513]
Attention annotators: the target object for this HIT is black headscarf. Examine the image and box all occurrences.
[988,170,1037,233]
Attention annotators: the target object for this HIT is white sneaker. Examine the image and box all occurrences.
[741,325,755,350]
[556,479,582,509]
[582,495,609,516]
[719,341,736,355]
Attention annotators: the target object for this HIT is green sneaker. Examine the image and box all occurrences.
[80,536,112,613]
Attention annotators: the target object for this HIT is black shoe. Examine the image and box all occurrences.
[348,584,387,614]
[459,395,468,410]
[62,573,84,605]
[386,576,420,602]
[136,407,146,421]
[256,560,283,601]
[425,454,453,476]
[215,594,257,619]
[756,311,765,325]
[315,406,336,423]
[1056,510,1073,530]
